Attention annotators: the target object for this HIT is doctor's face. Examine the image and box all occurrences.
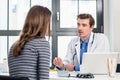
[77,18,94,41]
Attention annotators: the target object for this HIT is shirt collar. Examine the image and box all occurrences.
[80,37,90,44]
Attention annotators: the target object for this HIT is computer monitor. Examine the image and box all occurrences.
[80,52,119,75]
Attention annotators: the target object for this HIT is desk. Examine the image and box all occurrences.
[0,72,120,80]
[0,73,9,76]
[50,72,120,80]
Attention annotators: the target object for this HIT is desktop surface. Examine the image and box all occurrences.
[50,71,120,80]
[0,71,120,80]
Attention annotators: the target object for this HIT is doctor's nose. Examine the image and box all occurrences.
[77,26,83,30]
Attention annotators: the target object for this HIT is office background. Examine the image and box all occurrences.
[0,0,120,68]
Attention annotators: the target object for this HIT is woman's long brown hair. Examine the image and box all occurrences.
[12,5,51,57]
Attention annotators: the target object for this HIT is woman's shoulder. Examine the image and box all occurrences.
[28,38,48,44]
[26,38,49,47]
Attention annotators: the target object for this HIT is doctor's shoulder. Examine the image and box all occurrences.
[94,33,109,41]
[70,36,79,43]
[68,36,79,46]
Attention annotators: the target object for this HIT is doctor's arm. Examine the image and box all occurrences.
[63,38,80,71]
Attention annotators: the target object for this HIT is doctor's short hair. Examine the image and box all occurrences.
[77,13,95,27]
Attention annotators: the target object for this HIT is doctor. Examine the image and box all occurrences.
[53,13,110,71]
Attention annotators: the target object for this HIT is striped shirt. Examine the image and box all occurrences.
[8,38,50,80]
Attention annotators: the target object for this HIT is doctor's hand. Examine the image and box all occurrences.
[65,64,74,71]
[53,57,63,68]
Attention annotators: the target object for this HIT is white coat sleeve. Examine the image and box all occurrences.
[63,38,76,65]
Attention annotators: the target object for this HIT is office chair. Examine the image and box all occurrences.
[0,75,29,80]
[116,64,120,72]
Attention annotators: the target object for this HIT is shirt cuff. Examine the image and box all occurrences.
[56,64,65,70]
[74,65,80,71]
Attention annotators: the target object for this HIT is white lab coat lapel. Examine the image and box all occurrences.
[87,32,96,52]
[74,32,97,65]
[75,38,80,65]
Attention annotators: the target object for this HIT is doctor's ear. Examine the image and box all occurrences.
[90,25,94,31]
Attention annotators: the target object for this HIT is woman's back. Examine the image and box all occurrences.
[8,38,50,80]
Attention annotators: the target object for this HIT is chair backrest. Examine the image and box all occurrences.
[116,64,120,72]
[0,75,29,80]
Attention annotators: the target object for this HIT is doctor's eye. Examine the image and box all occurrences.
[82,24,88,27]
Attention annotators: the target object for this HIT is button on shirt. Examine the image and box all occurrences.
[74,38,89,71]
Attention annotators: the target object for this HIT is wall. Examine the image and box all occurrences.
[104,0,120,52]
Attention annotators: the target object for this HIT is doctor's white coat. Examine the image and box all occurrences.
[63,32,110,66]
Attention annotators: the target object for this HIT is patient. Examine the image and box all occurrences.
[8,5,51,80]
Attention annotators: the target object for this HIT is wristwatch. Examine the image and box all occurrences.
[56,64,65,70]
[74,66,76,71]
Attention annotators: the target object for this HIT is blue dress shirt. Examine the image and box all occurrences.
[74,38,89,71]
